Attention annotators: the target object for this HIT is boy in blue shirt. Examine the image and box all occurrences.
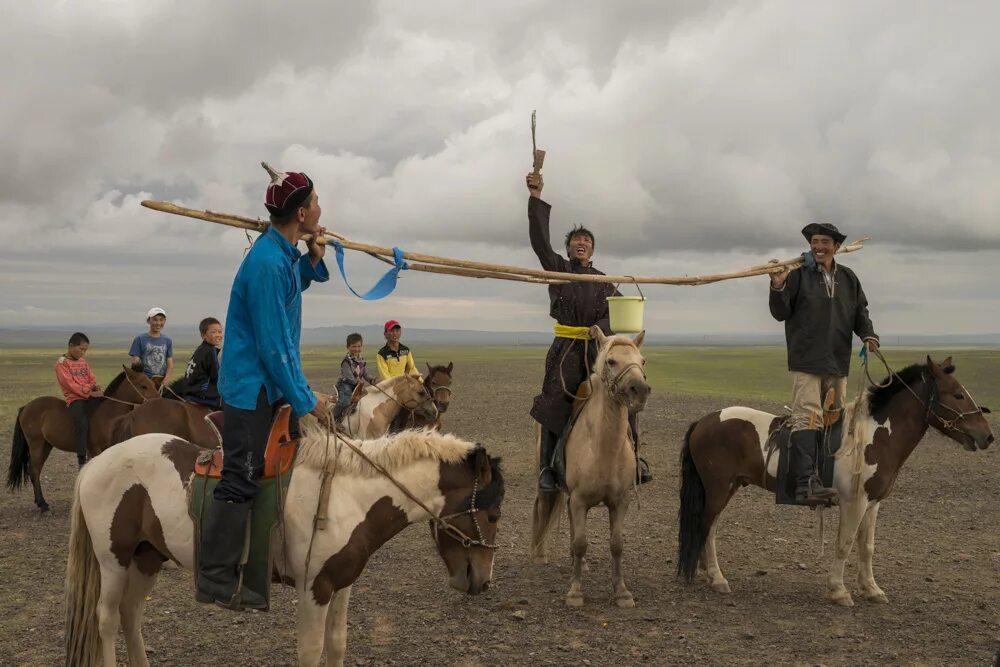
[196,163,331,611]
[128,306,174,386]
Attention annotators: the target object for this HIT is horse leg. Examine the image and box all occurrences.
[607,500,634,608]
[28,439,50,512]
[565,494,589,607]
[856,502,888,603]
[700,486,736,594]
[826,498,868,606]
[96,562,129,666]
[296,592,330,667]
[119,562,157,667]
[323,585,352,667]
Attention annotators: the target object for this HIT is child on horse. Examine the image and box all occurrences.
[195,163,332,611]
[334,332,376,421]
[55,332,103,467]
[376,319,418,380]
[128,306,174,387]
[525,170,651,491]
[768,222,879,504]
[167,317,223,408]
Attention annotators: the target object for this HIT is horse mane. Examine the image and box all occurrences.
[464,454,505,511]
[103,371,128,396]
[867,363,927,416]
[367,374,411,395]
[424,364,452,382]
[296,416,477,477]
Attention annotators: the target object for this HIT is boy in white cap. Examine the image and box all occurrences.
[128,306,174,386]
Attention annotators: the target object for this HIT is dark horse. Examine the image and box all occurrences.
[677,356,993,606]
[110,396,221,449]
[412,362,454,430]
[6,366,160,511]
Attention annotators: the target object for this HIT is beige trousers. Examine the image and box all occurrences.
[789,371,848,432]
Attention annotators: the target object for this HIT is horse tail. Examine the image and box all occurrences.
[6,408,30,491]
[677,419,708,582]
[529,423,564,561]
[64,472,103,667]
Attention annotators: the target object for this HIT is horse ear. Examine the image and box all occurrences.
[633,330,645,347]
[447,361,453,373]
[941,356,954,371]
[589,325,607,347]
[472,446,492,486]
[426,362,433,374]
[926,355,936,371]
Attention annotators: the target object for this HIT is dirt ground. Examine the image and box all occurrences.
[2,356,999,666]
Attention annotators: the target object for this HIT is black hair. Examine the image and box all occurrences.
[68,332,90,346]
[564,225,595,251]
[269,192,313,225]
[199,317,221,336]
[346,332,363,346]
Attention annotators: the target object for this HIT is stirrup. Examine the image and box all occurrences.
[537,467,558,492]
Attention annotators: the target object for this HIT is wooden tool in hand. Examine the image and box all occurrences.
[531,110,545,174]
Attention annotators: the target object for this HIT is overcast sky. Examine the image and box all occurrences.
[3,1,999,339]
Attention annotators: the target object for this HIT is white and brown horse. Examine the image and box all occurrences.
[530,327,650,607]
[64,419,505,667]
[677,356,994,606]
[338,373,437,438]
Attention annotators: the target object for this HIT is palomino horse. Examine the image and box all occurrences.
[530,327,650,607]
[64,418,505,667]
[677,356,994,606]
[6,366,160,512]
[412,363,454,431]
[338,373,437,438]
[110,397,219,448]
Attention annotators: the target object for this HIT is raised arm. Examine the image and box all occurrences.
[526,172,569,272]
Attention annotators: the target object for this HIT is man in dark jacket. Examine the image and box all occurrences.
[527,170,651,491]
[769,222,879,503]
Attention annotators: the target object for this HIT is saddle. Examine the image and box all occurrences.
[768,389,845,508]
[190,404,298,610]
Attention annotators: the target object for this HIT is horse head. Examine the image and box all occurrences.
[394,372,438,422]
[112,365,160,404]
[589,326,650,413]
[924,356,994,451]
[424,362,454,414]
[430,444,504,595]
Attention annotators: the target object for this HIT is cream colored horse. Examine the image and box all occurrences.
[530,327,650,607]
[338,373,437,438]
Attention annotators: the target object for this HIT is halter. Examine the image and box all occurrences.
[427,378,453,412]
[98,372,154,407]
[367,377,437,414]
[602,360,647,403]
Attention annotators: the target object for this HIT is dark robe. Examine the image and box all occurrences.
[528,196,618,433]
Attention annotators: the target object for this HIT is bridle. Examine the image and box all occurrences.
[427,376,452,413]
[433,476,498,549]
[601,346,647,404]
[99,371,155,407]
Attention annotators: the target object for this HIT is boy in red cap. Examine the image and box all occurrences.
[376,319,418,380]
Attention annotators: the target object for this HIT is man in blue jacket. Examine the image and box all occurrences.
[196,162,332,610]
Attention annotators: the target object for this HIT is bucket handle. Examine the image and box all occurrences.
[615,276,645,301]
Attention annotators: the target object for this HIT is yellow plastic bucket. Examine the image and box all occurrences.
[607,296,645,334]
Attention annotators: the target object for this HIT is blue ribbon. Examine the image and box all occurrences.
[332,241,409,300]
[858,345,868,363]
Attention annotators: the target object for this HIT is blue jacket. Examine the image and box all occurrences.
[218,227,329,415]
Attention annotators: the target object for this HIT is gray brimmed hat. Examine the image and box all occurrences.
[801,222,846,244]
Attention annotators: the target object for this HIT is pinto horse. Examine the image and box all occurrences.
[64,418,505,667]
[338,373,437,438]
[677,356,994,606]
[6,366,160,512]
[530,327,650,607]
[412,363,454,431]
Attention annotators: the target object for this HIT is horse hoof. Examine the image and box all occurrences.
[531,555,548,566]
[565,593,584,607]
[829,592,854,607]
[38,504,50,513]
[864,590,889,604]
[615,594,635,609]
[710,581,732,594]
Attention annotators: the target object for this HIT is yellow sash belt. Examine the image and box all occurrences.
[553,324,592,340]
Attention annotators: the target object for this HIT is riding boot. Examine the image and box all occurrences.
[629,413,652,484]
[538,429,558,492]
[195,499,267,610]
[791,429,835,503]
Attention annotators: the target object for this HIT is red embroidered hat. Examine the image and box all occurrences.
[384,319,401,333]
[262,162,314,216]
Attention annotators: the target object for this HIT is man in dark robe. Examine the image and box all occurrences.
[526,170,651,491]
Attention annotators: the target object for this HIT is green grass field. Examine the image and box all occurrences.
[3,345,997,429]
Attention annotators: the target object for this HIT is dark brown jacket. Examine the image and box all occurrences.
[769,260,878,376]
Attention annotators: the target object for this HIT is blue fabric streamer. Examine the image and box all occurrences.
[858,345,868,363]
[332,241,409,300]
[800,251,817,270]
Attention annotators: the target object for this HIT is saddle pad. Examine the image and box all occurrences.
[190,468,293,610]
[771,415,845,507]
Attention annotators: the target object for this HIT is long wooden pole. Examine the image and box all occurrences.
[141,199,868,286]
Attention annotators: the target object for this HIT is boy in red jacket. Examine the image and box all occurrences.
[55,332,103,467]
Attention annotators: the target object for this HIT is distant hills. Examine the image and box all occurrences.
[2,325,999,348]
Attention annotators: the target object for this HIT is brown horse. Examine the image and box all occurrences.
[412,363,454,431]
[110,397,220,449]
[677,356,994,606]
[338,374,437,438]
[6,366,160,512]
